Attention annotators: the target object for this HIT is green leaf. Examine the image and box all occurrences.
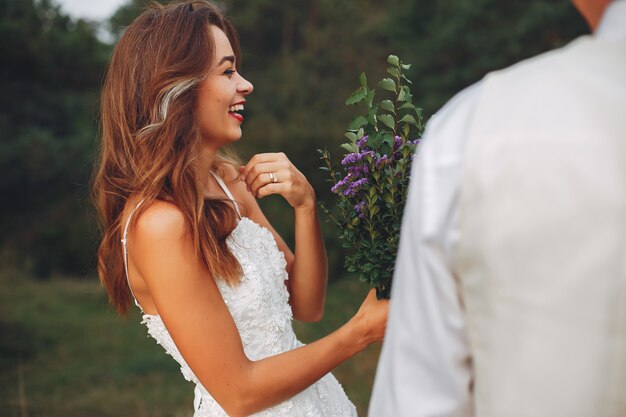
[359,72,368,88]
[381,144,392,156]
[399,114,417,125]
[398,86,413,103]
[340,143,358,153]
[383,193,394,204]
[398,102,415,110]
[366,87,376,108]
[402,123,410,138]
[404,88,414,102]
[387,67,400,77]
[378,114,395,130]
[344,131,358,142]
[357,127,365,139]
[387,55,400,67]
[348,116,368,130]
[379,99,395,113]
[346,87,367,105]
[367,133,382,149]
[378,78,396,92]
[382,133,394,147]
[398,88,406,102]
[401,63,411,70]
[367,107,378,126]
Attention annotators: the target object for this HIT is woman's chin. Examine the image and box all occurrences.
[204,130,243,147]
[228,129,243,143]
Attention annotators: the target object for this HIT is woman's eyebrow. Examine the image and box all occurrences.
[218,55,235,65]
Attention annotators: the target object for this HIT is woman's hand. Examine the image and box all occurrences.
[351,289,390,346]
[240,153,315,211]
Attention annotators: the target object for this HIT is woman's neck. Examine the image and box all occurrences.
[198,144,218,192]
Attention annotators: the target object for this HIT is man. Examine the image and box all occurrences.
[369,1,626,416]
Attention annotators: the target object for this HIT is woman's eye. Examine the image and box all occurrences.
[223,69,236,77]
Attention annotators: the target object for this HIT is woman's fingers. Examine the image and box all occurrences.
[256,182,286,199]
[242,154,292,197]
[240,152,314,207]
[243,161,281,187]
[250,169,295,197]
[241,153,287,180]
[245,163,282,195]
[356,289,390,344]
[249,171,279,196]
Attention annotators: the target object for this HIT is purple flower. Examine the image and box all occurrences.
[331,173,353,194]
[357,135,369,149]
[341,153,358,166]
[376,154,389,168]
[354,201,367,219]
[348,165,363,175]
[341,150,375,166]
[342,177,368,197]
[333,144,382,196]
[352,178,368,188]
[393,135,402,149]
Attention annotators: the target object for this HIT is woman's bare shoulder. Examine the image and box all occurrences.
[133,199,187,243]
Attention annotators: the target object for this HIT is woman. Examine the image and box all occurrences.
[93,1,388,416]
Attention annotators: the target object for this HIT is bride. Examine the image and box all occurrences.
[93,1,388,416]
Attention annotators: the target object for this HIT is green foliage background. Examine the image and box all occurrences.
[0,0,587,279]
[0,0,587,414]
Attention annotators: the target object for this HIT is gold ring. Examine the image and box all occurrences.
[269,172,278,183]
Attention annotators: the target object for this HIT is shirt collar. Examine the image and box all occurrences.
[596,0,626,40]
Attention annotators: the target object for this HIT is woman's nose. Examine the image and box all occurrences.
[238,74,254,95]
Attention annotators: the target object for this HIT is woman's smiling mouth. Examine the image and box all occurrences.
[228,102,244,122]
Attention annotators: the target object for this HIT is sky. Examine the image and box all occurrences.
[55,0,129,21]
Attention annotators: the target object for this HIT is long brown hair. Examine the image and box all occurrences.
[94,0,243,315]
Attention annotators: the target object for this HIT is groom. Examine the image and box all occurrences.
[369,1,626,416]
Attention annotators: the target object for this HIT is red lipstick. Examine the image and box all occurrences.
[229,113,244,122]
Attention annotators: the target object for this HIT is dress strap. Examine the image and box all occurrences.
[210,171,242,219]
[121,199,145,312]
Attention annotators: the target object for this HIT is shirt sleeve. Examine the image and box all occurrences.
[368,82,482,417]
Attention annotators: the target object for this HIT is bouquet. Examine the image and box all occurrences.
[319,55,424,299]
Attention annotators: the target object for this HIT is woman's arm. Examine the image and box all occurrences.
[131,200,387,417]
[239,153,328,322]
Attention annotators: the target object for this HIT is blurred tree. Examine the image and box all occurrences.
[0,0,110,277]
[387,0,588,112]
[0,0,588,280]
[108,0,169,38]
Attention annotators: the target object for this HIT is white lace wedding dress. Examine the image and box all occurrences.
[121,173,358,416]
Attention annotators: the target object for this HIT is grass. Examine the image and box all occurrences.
[0,272,380,417]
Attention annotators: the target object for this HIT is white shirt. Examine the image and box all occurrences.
[368,2,626,416]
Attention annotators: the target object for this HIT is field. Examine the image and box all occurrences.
[0,272,380,416]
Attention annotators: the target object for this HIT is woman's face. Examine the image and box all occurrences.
[196,26,253,147]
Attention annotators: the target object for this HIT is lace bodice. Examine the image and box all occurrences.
[121,174,357,417]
